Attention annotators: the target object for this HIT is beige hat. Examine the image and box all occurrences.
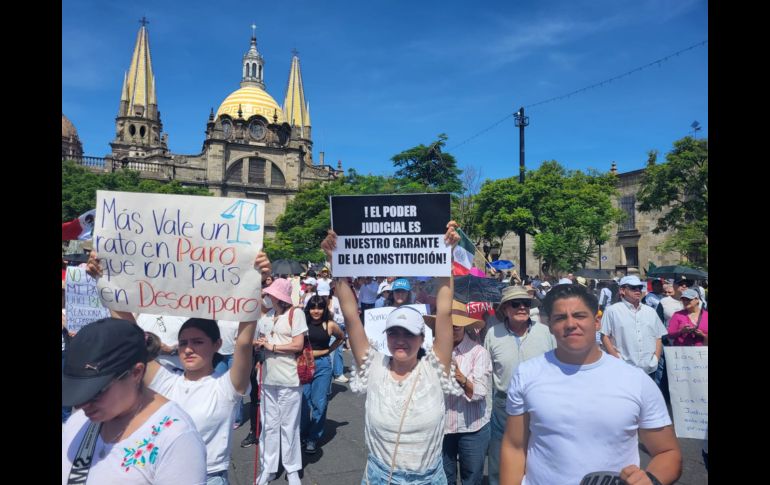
[499,286,533,305]
[576,276,587,287]
[423,300,483,331]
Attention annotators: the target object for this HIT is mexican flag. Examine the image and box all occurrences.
[452,228,476,276]
[62,209,96,241]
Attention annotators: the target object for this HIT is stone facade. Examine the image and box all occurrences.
[62,115,83,159]
[97,25,342,239]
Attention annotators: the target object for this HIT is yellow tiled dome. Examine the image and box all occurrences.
[216,86,285,123]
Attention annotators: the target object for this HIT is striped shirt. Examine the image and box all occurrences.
[444,335,493,434]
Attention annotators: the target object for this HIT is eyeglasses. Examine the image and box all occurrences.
[87,369,131,404]
[507,300,532,309]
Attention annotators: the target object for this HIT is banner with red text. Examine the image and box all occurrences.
[93,190,264,320]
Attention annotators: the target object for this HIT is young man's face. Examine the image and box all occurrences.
[548,297,600,355]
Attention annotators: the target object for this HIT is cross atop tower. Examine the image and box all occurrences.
[291,48,300,57]
[139,16,150,27]
[251,23,257,38]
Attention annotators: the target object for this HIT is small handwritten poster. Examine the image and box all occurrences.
[664,346,708,439]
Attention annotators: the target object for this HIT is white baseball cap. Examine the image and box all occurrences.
[303,277,318,286]
[384,306,425,335]
[619,275,643,287]
[378,281,392,296]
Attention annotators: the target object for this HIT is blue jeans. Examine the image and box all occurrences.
[487,399,507,485]
[330,330,346,377]
[214,354,243,424]
[361,453,447,485]
[442,422,490,485]
[206,469,229,484]
[301,355,333,443]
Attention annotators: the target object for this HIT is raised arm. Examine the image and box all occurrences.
[433,221,461,370]
[321,230,370,367]
[230,251,271,394]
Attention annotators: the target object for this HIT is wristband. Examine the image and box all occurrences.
[272,344,276,353]
[645,471,663,485]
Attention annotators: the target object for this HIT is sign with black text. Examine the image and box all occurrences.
[330,194,452,277]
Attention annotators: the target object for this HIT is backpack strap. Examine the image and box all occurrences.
[67,420,102,484]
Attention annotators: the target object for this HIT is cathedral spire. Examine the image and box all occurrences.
[282,49,311,138]
[241,24,265,89]
[119,18,157,119]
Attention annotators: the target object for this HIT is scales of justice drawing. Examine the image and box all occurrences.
[220,200,261,244]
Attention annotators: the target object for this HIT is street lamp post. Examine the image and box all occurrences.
[514,107,529,278]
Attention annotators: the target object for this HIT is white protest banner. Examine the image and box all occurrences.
[664,346,708,439]
[93,190,264,320]
[65,266,111,333]
[330,194,452,277]
[364,304,433,356]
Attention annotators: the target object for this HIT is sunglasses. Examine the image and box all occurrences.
[507,300,532,308]
[622,285,644,291]
[87,369,131,404]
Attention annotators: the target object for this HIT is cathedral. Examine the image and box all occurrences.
[74,22,342,237]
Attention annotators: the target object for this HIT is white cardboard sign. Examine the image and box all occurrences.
[364,304,433,356]
[664,346,708,439]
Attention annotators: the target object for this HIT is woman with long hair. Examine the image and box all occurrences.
[62,318,206,484]
[300,294,346,454]
[321,222,463,484]
[87,251,272,485]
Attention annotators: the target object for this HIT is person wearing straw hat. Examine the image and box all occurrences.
[483,286,555,485]
[426,301,492,485]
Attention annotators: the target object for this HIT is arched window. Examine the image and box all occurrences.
[225,160,244,183]
[248,158,266,185]
[259,65,262,78]
[251,63,257,77]
[271,162,286,186]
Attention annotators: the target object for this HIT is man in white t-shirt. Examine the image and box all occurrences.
[500,283,682,485]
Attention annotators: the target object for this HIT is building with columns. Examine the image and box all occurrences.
[73,21,343,238]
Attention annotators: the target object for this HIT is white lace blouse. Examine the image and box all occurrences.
[351,346,464,472]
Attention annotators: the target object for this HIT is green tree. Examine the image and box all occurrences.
[637,136,708,266]
[391,134,463,193]
[475,161,623,275]
[62,161,210,221]
[264,170,425,262]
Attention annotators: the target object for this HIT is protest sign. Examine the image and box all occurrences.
[330,194,452,277]
[664,346,708,439]
[364,304,432,356]
[93,190,264,320]
[65,266,111,333]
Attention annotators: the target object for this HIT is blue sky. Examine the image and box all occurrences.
[63,0,707,180]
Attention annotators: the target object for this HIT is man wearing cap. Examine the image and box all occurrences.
[601,275,668,378]
[643,280,665,310]
[484,286,556,485]
[437,300,493,485]
[301,277,318,306]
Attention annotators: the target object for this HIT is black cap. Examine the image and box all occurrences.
[62,318,147,407]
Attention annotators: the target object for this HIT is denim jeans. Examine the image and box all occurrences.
[361,453,447,485]
[487,398,507,485]
[301,355,333,443]
[442,422,490,485]
[206,469,229,485]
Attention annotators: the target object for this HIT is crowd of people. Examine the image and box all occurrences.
[61,222,707,484]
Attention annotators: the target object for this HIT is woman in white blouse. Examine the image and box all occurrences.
[321,222,463,485]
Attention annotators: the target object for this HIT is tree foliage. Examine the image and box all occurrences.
[637,136,708,265]
[264,170,426,262]
[391,134,463,193]
[474,161,623,274]
[62,161,210,221]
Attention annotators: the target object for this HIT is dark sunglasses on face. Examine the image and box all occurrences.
[508,300,532,309]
